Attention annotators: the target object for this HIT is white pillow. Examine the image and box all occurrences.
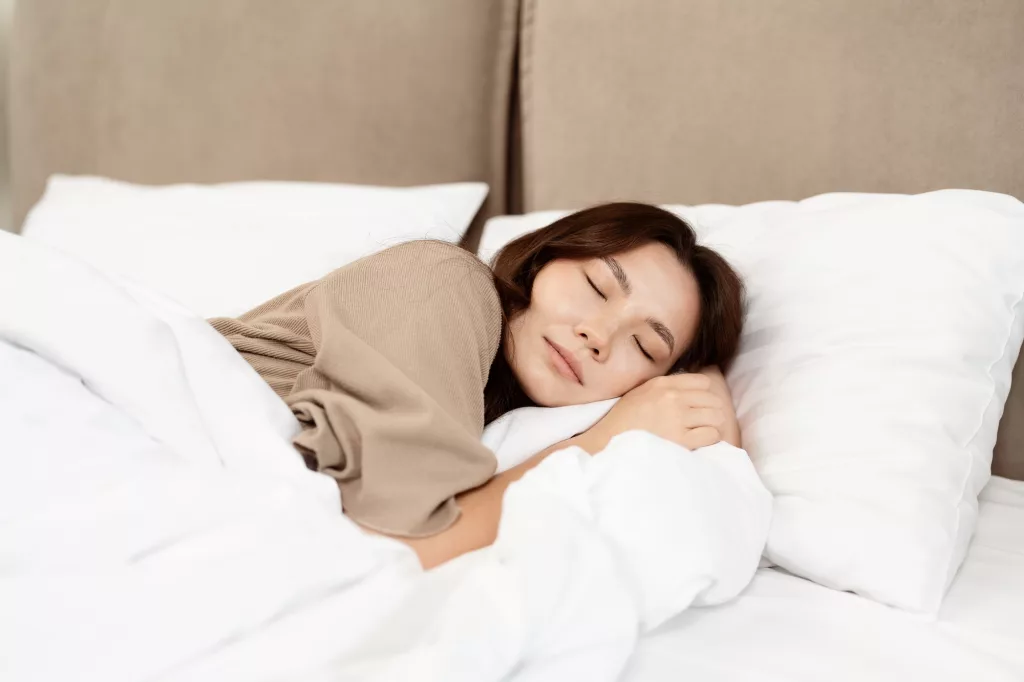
[479,190,1024,613]
[476,201,798,264]
[23,175,488,317]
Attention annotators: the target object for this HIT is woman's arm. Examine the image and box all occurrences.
[389,370,739,569]
[698,366,741,449]
[396,437,581,569]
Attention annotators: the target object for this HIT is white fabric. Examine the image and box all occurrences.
[477,202,763,264]
[22,174,489,317]
[0,231,772,682]
[623,476,1024,682]
[479,190,1024,613]
[484,398,618,473]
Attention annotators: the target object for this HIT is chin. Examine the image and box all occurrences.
[519,380,560,408]
[516,366,572,408]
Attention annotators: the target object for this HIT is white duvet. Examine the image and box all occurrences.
[0,232,771,682]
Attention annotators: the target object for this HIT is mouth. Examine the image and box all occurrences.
[545,338,583,385]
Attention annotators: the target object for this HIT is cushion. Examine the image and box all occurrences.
[22,175,488,317]
[478,190,1024,612]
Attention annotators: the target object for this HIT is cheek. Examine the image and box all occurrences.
[530,267,590,322]
[593,347,660,396]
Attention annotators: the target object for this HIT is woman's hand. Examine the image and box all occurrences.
[574,368,741,455]
[393,367,741,570]
[697,366,741,449]
[397,368,742,569]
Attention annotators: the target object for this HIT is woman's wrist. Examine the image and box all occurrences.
[571,428,610,456]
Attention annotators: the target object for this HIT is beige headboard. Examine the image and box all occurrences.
[516,0,1024,479]
[518,0,1024,212]
[9,0,519,230]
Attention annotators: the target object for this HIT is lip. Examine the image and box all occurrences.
[545,338,583,385]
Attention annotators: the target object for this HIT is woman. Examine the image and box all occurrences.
[211,202,744,568]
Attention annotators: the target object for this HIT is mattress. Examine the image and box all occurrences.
[624,476,1024,681]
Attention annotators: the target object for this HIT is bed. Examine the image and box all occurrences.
[624,477,1024,681]
[6,1,1024,680]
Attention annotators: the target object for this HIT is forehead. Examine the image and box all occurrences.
[611,242,696,296]
[606,242,700,336]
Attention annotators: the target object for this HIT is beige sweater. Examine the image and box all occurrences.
[210,241,502,537]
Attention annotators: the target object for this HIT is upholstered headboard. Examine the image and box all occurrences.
[9,0,519,229]
[515,0,1024,479]
[517,0,1024,212]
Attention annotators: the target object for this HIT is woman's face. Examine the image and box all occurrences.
[507,242,701,406]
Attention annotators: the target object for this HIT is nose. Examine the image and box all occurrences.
[576,320,612,361]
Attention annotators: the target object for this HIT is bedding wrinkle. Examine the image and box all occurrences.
[210,241,502,538]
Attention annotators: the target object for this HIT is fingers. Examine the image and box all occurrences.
[678,406,727,429]
[681,426,721,450]
[635,378,725,412]
[672,390,724,409]
[645,385,723,412]
[697,366,733,398]
[649,372,712,392]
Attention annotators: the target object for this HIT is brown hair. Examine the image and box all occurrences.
[483,202,745,424]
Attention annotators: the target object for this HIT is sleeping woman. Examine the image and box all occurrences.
[210,202,744,569]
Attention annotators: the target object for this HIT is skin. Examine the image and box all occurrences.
[388,243,741,569]
[507,242,702,406]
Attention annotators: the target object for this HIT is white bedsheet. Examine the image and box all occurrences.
[624,476,1024,682]
[0,231,772,682]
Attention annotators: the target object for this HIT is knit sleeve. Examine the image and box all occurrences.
[286,241,503,537]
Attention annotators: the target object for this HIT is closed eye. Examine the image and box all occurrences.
[586,274,607,300]
[634,336,654,361]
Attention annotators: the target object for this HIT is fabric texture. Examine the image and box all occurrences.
[21,175,488,318]
[518,0,1024,212]
[211,241,503,537]
[621,478,1024,682]
[9,0,519,228]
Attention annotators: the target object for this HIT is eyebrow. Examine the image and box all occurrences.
[602,257,676,355]
[647,318,676,355]
[602,256,632,295]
